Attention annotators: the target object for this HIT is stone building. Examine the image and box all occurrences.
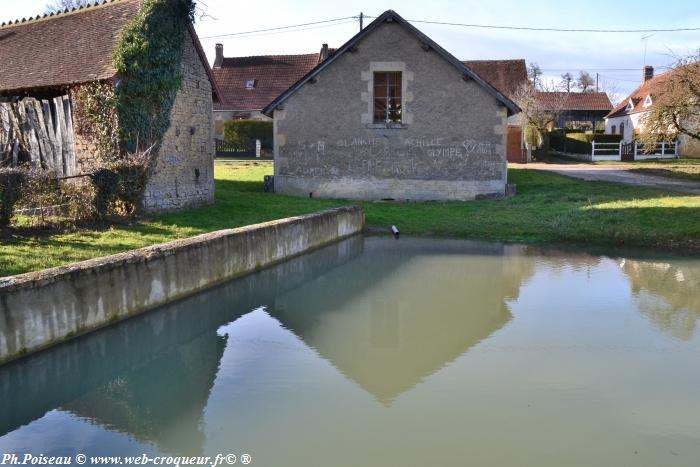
[0,0,221,213]
[263,10,520,201]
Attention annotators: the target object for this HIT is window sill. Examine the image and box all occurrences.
[365,123,407,130]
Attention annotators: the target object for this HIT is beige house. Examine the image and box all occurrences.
[0,0,221,213]
[264,10,520,201]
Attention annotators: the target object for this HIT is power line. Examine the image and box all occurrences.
[201,19,358,40]
[200,16,358,39]
[364,15,700,33]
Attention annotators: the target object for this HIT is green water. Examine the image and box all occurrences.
[1,236,699,466]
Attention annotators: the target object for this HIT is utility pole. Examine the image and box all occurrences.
[359,12,363,31]
[596,72,599,92]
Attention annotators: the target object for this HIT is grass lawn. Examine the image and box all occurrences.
[2,159,700,277]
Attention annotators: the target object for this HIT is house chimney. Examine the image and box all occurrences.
[319,43,329,62]
[214,43,224,68]
[643,65,654,82]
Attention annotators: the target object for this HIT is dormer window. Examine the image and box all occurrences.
[245,79,257,89]
[625,99,634,112]
[643,94,653,107]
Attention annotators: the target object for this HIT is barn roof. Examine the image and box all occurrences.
[263,10,521,117]
[0,0,220,100]
[212,50,333,112]
[462,59,528,101]
[536,91,613,111]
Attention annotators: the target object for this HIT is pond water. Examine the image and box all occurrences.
[1,236,699,467]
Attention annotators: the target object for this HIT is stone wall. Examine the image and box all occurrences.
[143,29,215,213]
[273,21,509,201]
[0,206,365,365]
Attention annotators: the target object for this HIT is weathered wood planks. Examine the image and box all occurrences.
[0,96,76,176]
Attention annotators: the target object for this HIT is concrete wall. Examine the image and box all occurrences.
[0,206,364,365]
[273,21,508,201]
[143,30,215,213]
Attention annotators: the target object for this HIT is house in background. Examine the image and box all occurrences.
[537,91,613,130]
[605,66,699,156]
[0,0,221,213]
[263,10,520,202]
[211,43,334,139]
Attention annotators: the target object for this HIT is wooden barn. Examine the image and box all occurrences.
[0,0,221,213]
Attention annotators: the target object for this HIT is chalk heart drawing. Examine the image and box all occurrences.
[462,139,495,155]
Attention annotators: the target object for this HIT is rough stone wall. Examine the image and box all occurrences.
[273,21,509,201]
[69,87,103,175]
[143,30,215,213]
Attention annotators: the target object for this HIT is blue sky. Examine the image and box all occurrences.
[2,0,699,101]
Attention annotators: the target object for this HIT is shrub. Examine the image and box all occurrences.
[0,168,25,227]
[224,120,273,150]
[90,152,154,219]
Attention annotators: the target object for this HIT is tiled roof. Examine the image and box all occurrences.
[462,59,528,100]
[212,52,331,111]
[536,91,613,111]
[0,0,142,93]
[606,71,673,118]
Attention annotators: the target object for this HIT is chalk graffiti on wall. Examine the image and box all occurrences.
[279,135,503,181]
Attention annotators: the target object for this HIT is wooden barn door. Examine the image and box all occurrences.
[506,126,526,163]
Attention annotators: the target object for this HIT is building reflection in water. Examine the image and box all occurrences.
[2,236,697,459]
[621,258,700,341]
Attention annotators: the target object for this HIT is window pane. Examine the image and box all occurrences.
[374,72,387,86]
[374,99,387,122]
[388,72,401,87]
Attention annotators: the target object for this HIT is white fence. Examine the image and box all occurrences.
[591,140,678,161]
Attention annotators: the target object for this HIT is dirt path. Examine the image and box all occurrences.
[526,163,700,195]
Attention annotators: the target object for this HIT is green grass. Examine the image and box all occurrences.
[2,160,700,277]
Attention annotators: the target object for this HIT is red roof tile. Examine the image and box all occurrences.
[606,71,673,118]
[0,0,142,93]
[462,59,528,100]
[212,52,329,111]
[536,91,613,111]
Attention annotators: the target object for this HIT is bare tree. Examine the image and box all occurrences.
[576,71,595,92]
[44,0,92,14]
[528,63,543,90]
[639,51,700,146]
[513,83,568,147]
[560,72,574,92]
[597,78,626,107]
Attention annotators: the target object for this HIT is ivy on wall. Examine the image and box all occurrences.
[73,81,120,161]
[74,0,195,160]
[113,0,195,153]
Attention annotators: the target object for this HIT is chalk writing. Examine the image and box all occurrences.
[279,135,503,181]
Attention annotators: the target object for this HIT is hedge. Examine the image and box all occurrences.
[549,131,622,154]
[224,120,273,150]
